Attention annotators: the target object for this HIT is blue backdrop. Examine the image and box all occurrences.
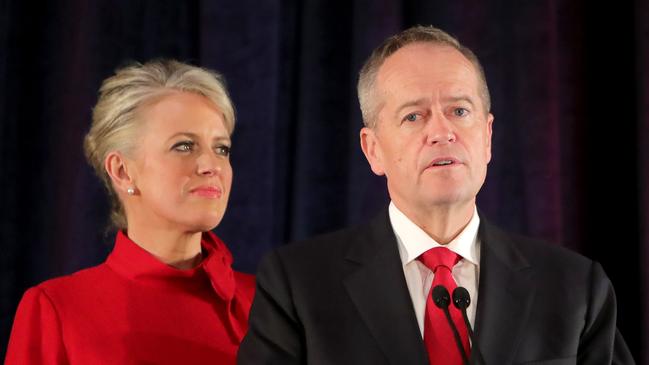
[1,0,647,361]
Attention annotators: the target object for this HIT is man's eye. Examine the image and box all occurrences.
[403,113,419,122]
[172,141,194,152]
[453,108,469,117]
[215,145,231,157]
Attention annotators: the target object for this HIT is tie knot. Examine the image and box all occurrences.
[418,247,461,273]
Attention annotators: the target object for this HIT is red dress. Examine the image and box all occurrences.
[5,231,255,364]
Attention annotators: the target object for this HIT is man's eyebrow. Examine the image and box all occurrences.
[394,98,428,118]
[443,96,476,107]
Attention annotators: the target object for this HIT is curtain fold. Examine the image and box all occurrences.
[636,1,649,364]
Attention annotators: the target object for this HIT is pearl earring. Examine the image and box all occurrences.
[127,187,135,195]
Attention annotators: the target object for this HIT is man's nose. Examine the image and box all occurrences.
[425,112,457,145]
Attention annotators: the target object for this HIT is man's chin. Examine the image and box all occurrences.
[419,192,475,210]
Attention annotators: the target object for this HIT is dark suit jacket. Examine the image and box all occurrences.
[238,210,634,364]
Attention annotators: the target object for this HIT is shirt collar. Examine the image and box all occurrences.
[389,201,480,266]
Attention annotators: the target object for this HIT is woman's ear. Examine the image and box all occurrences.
[104,151,136,196]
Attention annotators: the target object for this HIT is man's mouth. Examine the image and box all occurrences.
[432,160,454,166]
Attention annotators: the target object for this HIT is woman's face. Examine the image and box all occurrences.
[126,91,233,233]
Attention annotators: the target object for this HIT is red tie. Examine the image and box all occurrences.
[419,247,470,365]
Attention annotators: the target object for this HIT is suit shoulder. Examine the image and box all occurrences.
[257,222,374,281]
[485,222,595,271]
[518,234,590,266]
[274,223,369,261]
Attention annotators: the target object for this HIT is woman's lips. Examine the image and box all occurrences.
[190,186,222,199]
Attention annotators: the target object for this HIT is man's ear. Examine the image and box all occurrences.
[360,127,386,176]
[485,113,494,163]
[104,151,136,195]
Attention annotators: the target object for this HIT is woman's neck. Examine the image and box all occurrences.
[125,225,203,270]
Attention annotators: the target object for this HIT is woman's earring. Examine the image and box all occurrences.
[127,187,135,195]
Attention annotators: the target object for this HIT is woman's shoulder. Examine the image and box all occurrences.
[28,262,113,304]
[234,270,255,296]
[234,270,255,285]
[10,263,115,340]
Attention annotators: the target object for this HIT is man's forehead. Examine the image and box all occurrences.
[375,60,479,95]
[378,43,476,81]
[375,44,481,100]
[370,51,488,125]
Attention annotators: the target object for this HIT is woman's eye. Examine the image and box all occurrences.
[172,141,194,152]
[453,108,469,117]
[403,113,419,122]
[215,145,231,157]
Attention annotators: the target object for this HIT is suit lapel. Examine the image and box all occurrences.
[342,210,429,365]
[473,219,535,365]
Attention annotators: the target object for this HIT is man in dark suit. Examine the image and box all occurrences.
[238,26,634,364]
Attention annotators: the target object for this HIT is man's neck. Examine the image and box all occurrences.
[393,200,476,244]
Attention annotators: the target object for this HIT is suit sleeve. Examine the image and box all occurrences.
[237,250,305,364]
[4,286,69,365]
[577,262,635,365]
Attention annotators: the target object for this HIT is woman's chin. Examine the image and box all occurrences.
[186,214,224,232]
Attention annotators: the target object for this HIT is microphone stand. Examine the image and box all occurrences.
[452,286,486,365]
[432,285,469,365]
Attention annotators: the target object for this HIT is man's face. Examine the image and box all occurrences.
[360,43,494,215]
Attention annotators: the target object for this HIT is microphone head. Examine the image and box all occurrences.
[432,285,451,308]
[452,286,471,310]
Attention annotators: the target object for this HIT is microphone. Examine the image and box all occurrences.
[452,287,485,365]
[432,285,469,365]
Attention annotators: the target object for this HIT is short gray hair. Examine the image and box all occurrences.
[357,25,491,128]
[84,59,235,229]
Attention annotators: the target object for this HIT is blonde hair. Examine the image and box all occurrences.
[357,25,491,128]
[84,59,235,229]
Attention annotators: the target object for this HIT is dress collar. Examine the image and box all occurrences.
[106,230,236,301]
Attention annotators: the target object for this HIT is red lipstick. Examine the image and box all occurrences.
[190,186,222,199]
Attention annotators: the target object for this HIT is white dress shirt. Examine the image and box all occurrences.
[389,202,481,337]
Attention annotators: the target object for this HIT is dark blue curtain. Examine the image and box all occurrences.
[1,0,646,361]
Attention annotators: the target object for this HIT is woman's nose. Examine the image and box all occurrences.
[196,153,222,176]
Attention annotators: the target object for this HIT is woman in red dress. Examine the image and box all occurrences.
[5,60,254,364]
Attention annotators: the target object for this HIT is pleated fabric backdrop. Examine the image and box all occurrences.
[0,0,647,361]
